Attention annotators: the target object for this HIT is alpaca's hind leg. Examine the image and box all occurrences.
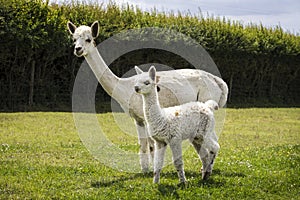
[170,139,186,183]
[200,138,220,180]
[153,141,167,183]
[135,121,150,172]
[191,137,210,179]
[205,137,220,175]
[191,137,203,161]
[199,147,211,180]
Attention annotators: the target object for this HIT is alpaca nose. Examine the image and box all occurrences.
[75,46,82,52]
[134,86,140,93]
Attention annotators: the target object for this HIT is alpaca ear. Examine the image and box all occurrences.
[67,21,77,35]
[91,21,99,39]
[149,66,156,82]
[134,66,143,75]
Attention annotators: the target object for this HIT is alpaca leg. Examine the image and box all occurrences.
[148,133,155,161]
[199,146,211,180]
[153,141,167,183]
[191,137,204,170]
[191,137,211,180]
[135,122,150,172]
[170,139,186,183]
[205,137,220,175]
[200,137,220,180]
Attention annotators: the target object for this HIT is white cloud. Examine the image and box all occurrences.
[98,0,300,33]
[226,12,300,33]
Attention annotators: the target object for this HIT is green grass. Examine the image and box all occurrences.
[0,109,299,199]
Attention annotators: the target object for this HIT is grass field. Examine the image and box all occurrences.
[0,108,299,199]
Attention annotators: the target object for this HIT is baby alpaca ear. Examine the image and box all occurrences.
[67,21,77,35]
[91,21,99,39]
[134,66,143,75]
[149,66,156,82]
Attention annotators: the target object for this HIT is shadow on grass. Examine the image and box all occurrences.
[213,169,246,178]
[91,169,246,189]
[91,172,152,188]
[157,183,180,199]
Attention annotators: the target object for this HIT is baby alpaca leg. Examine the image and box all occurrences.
[170,139,186,183]
[191,136,205,174]
[153,141,167,183]
[199,146,211,180]
[191,136,212,179]
[201,137,220,180]
[148,136,155,160]
[206,138,220,174]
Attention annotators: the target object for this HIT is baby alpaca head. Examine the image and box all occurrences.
[134,66,157,95]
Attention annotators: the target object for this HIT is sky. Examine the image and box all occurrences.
[100,0,300,34]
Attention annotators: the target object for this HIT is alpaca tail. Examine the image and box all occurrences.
[207,73,228,108]
[205,100,219,111]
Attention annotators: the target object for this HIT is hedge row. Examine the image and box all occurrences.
[0,0,299,111]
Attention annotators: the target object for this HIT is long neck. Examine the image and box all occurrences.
[84,46,120,97]
[142,88,167,126]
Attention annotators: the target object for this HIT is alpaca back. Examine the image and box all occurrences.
[154,101,215,142]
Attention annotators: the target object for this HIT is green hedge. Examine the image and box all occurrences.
[0,0,299,111]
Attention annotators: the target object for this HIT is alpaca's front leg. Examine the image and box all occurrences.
[153,141,167,183]
[136,122,150,172]
[170,139,186,183]
[148,136,155,160]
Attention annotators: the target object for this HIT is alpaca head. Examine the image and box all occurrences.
[67,21,99,57]
[134,66,157,95]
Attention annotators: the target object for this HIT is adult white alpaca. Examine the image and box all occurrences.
[135,66,220,183]
[67,21,228,172]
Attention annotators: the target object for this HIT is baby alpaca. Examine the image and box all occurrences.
[134,66,220,184]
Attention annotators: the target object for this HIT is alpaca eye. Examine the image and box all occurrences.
[86,38,91,43]
[144,81,150,85]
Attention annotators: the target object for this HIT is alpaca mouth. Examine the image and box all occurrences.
[134,86,140,93]
[74,49,84,57]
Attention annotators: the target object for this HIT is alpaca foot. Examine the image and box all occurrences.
[179,176,187,184]
[153,176,160,184]
[153,171,160,183]
[142,167,150,173]
[202,171,212,180]
[178,180,188,188]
